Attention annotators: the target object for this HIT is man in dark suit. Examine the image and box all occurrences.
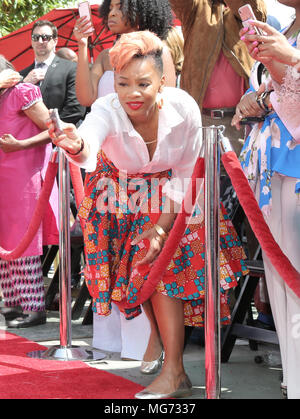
[20,20,86,125]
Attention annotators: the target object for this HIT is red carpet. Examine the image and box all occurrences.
[0,331,144,399]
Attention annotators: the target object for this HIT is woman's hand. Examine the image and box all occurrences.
[73,17,94,47]
[131,228,166,266]
[239,27,258,61]
[23,68,45,85]
[231,85,265,129]
[240,21,299,66]
[46,116,82,155]
[0,69,22,89]
[0,134,23,153]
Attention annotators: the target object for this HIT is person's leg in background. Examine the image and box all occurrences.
[0,256,46,328]
[261,173,300,399]
[93,303,151,361]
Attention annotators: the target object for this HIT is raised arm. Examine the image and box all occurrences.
[74,17,105,107]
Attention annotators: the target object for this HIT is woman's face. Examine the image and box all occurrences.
[114,57,165,123]
[108,0,137,34]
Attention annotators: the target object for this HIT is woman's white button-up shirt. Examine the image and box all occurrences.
[77,87,202,204]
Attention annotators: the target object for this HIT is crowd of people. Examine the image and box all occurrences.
[0,0,300,400]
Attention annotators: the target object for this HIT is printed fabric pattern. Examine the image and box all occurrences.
[78,151,248,327]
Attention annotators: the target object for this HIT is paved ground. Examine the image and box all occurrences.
[0,304,283,399]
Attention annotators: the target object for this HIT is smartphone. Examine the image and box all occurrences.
[238,4,263,36]
[78,1,94,34]
[49,108,64,136]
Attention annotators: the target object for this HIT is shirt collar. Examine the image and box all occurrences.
[35,52,56,68]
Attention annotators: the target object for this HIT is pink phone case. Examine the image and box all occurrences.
[78,1,94,33]
[238,4,263,35]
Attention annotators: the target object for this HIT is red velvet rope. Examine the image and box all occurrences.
[116,157,205,310]
[70,151,300,303]
[69,162,84,209]
[0,160,58,261]
[221,151,300,299]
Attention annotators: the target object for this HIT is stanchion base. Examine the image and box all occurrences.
[27,345,106,361]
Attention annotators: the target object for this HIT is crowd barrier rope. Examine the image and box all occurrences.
[1,145,299,299]
[69,162,84,210]
[0,156,58,261]
[221,151,300,299]
[6,132,298,399]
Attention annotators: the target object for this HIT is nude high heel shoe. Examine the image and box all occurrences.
[140,351,164,375]
[135,375,192,399]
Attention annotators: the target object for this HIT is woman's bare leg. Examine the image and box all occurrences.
[142,300,163,361]
[142,292,187,393]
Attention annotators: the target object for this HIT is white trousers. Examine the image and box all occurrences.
[258,174,300,399]
[92,303,151,360]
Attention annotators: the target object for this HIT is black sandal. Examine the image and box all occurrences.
[0,305,22,321]
[6,311,46,328]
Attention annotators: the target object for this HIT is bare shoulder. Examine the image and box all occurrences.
[93,48,112,72]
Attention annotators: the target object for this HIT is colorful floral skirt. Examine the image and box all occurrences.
[78,151,248,327]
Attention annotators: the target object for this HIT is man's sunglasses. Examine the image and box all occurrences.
[31,34,55,42]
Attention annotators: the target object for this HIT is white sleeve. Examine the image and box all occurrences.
[162,101,202,204]
[69,99,111,171]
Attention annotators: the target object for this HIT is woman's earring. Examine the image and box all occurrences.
[157,92,164,110]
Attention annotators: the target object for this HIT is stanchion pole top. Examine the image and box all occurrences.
[50,147,59,163]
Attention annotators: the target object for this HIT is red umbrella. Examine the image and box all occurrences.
[0,5,116,71]
[0,5,181,72]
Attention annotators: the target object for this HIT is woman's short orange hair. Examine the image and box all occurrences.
[109,30,164,74]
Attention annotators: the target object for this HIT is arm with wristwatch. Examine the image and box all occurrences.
[231,83,273,129]
[232,18,300,129]
[233,20,300,139]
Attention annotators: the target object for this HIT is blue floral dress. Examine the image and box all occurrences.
[239,30,300,216]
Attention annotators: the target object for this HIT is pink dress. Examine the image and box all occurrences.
[0,83,59,257]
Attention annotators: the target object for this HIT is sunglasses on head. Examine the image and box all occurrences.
[31,34,54,42]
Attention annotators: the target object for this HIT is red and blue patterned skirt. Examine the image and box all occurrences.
[78,151,248,327]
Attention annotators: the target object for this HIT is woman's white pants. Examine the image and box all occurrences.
[92,303,151,360]
[259,173,300,399]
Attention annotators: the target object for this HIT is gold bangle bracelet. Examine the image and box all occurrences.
[154,224,167,239]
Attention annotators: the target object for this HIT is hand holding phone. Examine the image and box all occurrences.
[49,109,64,137]
[238,4,263,36]
[78,1,94,34]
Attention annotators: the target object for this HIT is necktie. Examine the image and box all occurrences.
[36,62,46,69]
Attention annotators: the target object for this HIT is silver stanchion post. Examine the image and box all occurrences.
[28,148,105,361]
[204,126,221,399]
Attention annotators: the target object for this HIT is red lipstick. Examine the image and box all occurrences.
[126,102,143,110]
